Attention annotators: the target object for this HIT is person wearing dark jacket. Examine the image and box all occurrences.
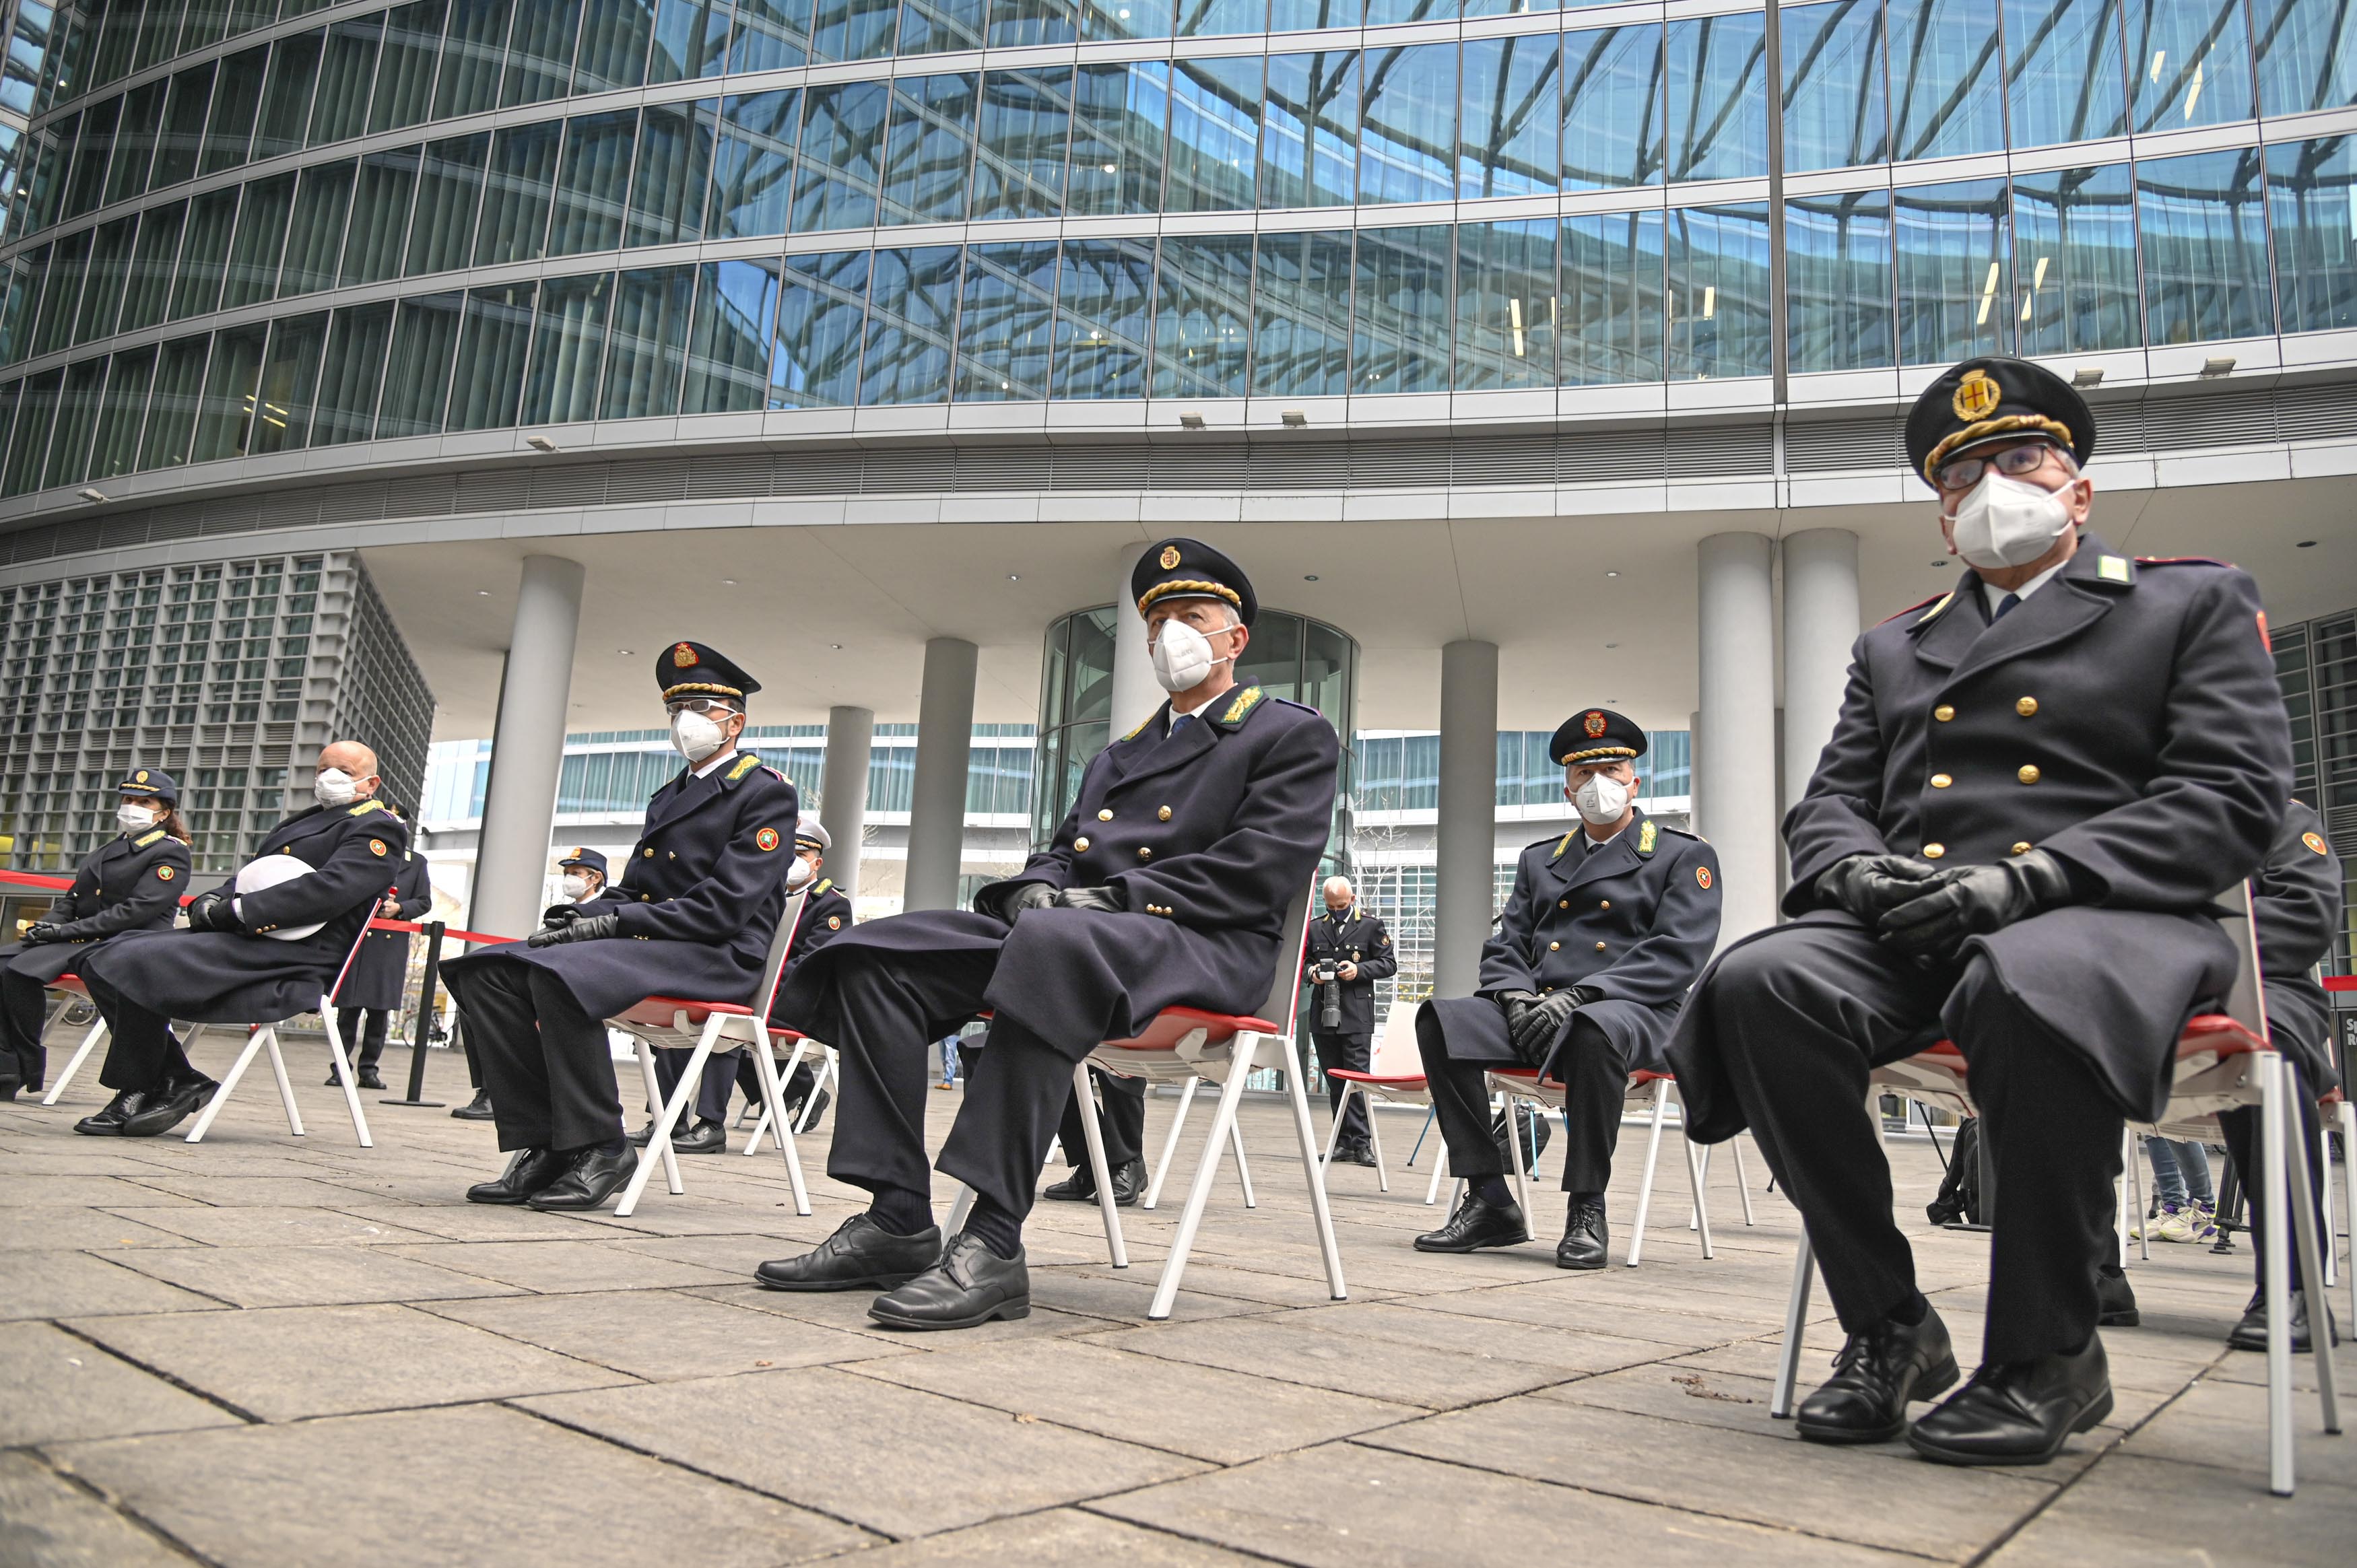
[75,743,411,1137]
[1303,875,1397,1167]
[756,539,1340,1331]
[0,769,192,1099]
[731,819,851,1132]
[327,805,431,1091]
[455,847,615,1123]
[1668,357,2293,1466]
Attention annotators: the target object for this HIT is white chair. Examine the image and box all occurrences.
[1322,998,1440,1200]
[740,1032,840,1157]
[603,889,807,1218]
[185,917,381,1147]
[35,976,111,1106]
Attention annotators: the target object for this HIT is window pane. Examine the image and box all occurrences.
[1894,178,2010,365]
[628,100,715,247]
[650,0,731,81]
[141,334,208,469]
[310,15,381,147]
[2013,162,2140,353]
[1251,228,1352,397]
[451,281,537,429]
[703,91,795,241]
[729,0,814,69]
[2127,0,2255,131]
[1069,61,1168,217]
[1167,55,1260,213]
[1455,219,1556,390]
[222,172,292,308]
[685,258,782,412]
[2137,147,2271,343]
[793,80,889,231]
[1152,232,1253,399]
[251,312,327,454]
[548,110,636,256]
[406,132,487,275]
[344,146,418,286]
[1562,209,1664,384]
[32,230,88,355]
[882,72,976,224]
[503,0,583,107]
[1087,0,1172,38]
[171,188,236,318]
[123,203,185,334]
[1267,0,1351,25]
[989,0,1075,46]
[436,1,514,120]
[192,321,266,461]
[576,0,657,92]
[155,62,214,187]
[1360,44,1454,205]
[898,0,985,54]
[1365,0,1450,23]
[1352,224,1449,395]
[378,292,462,434]
[1459,34,1556,201]
[1,368,58,494]
[475,119,559,265]
[371,0,446,133]
[972,67,1071,220]
[1781,2,1886,173]
[253,30,325,162]
[312,302,393,445]
[858,244,958,404]
[1785,188,1893,372]
[600,265,692,417]
[201,46,264,174]
[2254,0,2357,114]
[43,357,104,488]
[956,239,1057,400]
[774,249,867,406]
[815,0,898,59]
[1053,236,1152,399]
[2007,0,2129,147]
[1667,12,1767,180]
[1667,202,1772,380]
[1174,0,1255,34]
[2268,137,2357,333]
[75,218,133,344]
[1261,51,1356,208]
[279,159,356,298]
[520,270,609,424]
[106,79,164,205]
[91,345,155,479]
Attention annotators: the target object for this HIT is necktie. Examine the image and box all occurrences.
[1171,712,1196,735]
[1993,592,2022,621]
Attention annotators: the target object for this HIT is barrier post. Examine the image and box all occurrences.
[382,920,447,1107]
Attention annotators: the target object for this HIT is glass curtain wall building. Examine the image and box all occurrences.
[0,1,2346,493]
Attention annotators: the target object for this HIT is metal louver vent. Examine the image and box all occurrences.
[1559,428,1665,482]
[527,467,609,509]
[316,482,388,524]
[1785,417,1907,473]
[773,453,865,493]
[382,475,457,520]
[2142,390,2278,451]
[452,471,529,513]
[1061,450,1152,489]
[945,450,1048,491]
[684,455,774,500]
[1449,437,1554,487]
[2282,382,2357,440]
[1667,424,1776,477]
[1251,444,1350,489]
[604,463,689,504]
[1156,444,1248,489]
[864,450,959,491]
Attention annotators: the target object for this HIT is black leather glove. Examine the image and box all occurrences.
[1878,850,2077,963]
[185,891,239,933]
[1494,989,1540,1035]
[1052,885,1125,913]
[540,904,583,930]
[525,912,620,947]
[975,880,1055,926]
[22,921,61,945]
[1508,987,1600,1058]
[1817,852,1951,925]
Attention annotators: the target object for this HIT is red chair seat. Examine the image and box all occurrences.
[1099,1005,1280,1052]
[1921,1015,2263,1064]
[611,996,754,1029]
[50,974,88,996]
[1329,1068,1426,1088]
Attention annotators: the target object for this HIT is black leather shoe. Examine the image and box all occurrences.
[1797,1307,1960,1444]
[1414,1191,1528,1252]
[450,1089,496,1121]
[755,1213,944,1292]
[74,1089,143,1136]
[1556,1196,1609,1270]
[466,1147,570,1204]
[1109,1157,1146,1206]
[789,1087,830,1132]
[626,1119,658,1147]
[672,1118,727,1155]
[527,1145,639,1211]
[120,1075,217,1137]
[2095,1264,2140,1328]
[356,1067,387,1091]
[867,1233,1030,1330]
[2228,1288,2340,1353]
[1041,1167,1099,1202]
[1907,1336,2112,1466]
[1334,1140,1378,1168]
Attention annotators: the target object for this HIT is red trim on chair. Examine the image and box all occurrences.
[1098,1005,1282,1051]
[1329,1068,1426,1088]
[611,996,755,1029]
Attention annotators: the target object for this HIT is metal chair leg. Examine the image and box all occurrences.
[748,1033,809,1215]
[1770,1227,1816,1420]
[1142,1075,1198,1211]
[2280,1060,2342,1454]
[1321,1080,1348,1166]
[320,1005,374,1148]
[40,1016,108,1106]
[742,1037,808,1156]
[2128,1132,2150,1261]
[1424,1136,1449,1206]
[1230,1114,1257,1208]
[2262,1054,2296,1495]
[1364,1087,1390,1193]
[1501,1094,1535,1241]
[1150,1037,1259,1321]
[945,1184,974,1235]
[1073,1061,1128,1269]
[1280,1032,1348,1301]
[1627,1079,1669,1268]
[261,1029,301,1135]
[186,1027,272,1143]
[631,1040,682,1199]
[2117,1126,2135,1268]
[1680,1089,1715,1260]
[1407,1103,1434,1167]
[1731,1136,1758,1225]
[617,1019,719,1215]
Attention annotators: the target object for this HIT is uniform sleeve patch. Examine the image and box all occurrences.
[1696,866,1713,889]
[2304,831,2329,855]
[368,839,388,856]
[756,827,781,851]
[826,915,841,929]
[156,865,174,880]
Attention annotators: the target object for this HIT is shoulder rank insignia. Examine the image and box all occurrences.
[1882,591,1950,628]
[2096,554,2133,584]
[1638,820,1658,855]
[1551,831,1576,861]
[814,878,833,895]
[1218,686,1264,726]
[1121,716,1154,743]
[348,799,385,816]
[727,753,761,783]
[134,828,166,848]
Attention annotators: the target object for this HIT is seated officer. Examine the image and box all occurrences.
[0,768,191,1100]
[1670,357,2292,1466]
[758,539,1339,1330]
[1414,711,1720,1266]
[443,645,797,1211]
[1306,875,1397,1167]
[75,743,409,1137]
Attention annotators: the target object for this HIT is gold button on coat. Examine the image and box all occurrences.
[643,848,654,857]
[1594,941,1607,951]
[1137,847,1152,859]
[1930,774,1952,788]
[1558,899,1568,908]
[2011,842,2033,856]
[2018,765,2041,784]
[1073,837,1090,851]
[1158,806,1172,821]
[1599,899,1610,910]
[1097,809,1113,821]
[1924,844,1946,858]
[1934,705,1955,722]
[2016,697,2038,716]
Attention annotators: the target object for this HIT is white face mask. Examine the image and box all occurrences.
[1150,617,1233,694]
[786,856,817,892]
[560,874,592,900]
[1949,472,2076,572]
[314,768,357,806]
[1573,774,1632,827]
[671,708,729,763]
[117,803,157,833]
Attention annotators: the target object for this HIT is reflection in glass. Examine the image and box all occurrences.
[549,111,638,257]
[372,2,447,133]
[0,368,57,495]
[1175,0,1256,34]
[1253,229,1352,397]
[2137,147,2271,343]
[279,161,356,298]
[1667,203,1772,380]
[1054,239,1153,399]
[1560,28,1661,191]
[435,0,514,121]
[504,0,583,107]
[1068,63,1167,216]
[1888,0,2005,160]
[686,259,785,412]
[191,322,266,462]
[345,149,420,287]
[123,205,185,333]
[1667,12,1767,181]
[141,335,209,469]
[628,101,717,248]
[602,266,695,417]
[311,16,381,147]
[2268,137,2357,333]
[1781,2,1886,172]
[1561,209,1663,384]
[974,68,1073,220]
[1455,220,1557,390]
[882,73,977,224]
[730,0,814,71]
[1261,52,1356,209]
[1360,44,1455,205]
[521,271,611,425]
[313,302,395,446]
[1084,0,1171,38]
[1895,178,2011,364]
[1353,224,1449,395]
[957,240,1059,400]
[2013,162,2140,353]
[156,63,214,186]
[107,80,164,206]
[379,293,463,435]
[860,244,960,403]
[201,48,265,176]
[651,0,733,80]
[774,249,869,406]
[1785,189,1893,372]
[2253,0,2357,114]
[91,345,156,479]
[1169,57,1262,213]
[251,312,327,454]
[2127,0,2254,131]
[712,92,800,239]
[2007,0,2128,147]
[899,0,988,54]
[989,0,1077,46]
[407,135,488,277]
[816,0,900,59]
[1460,35,1558,200]
[1154,234,1254,400]
[222,173,292,310]
[475,121,560,266]
[172,190,238,320]
[252,30,323,163]
[451,281,538,430]
[795,81,890,231]
[43,357,103,489]
[577,0,659,92]
[75,219,132,345]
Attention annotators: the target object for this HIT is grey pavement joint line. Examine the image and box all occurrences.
[26,1444,223,1568]
[46,1320,267,1427]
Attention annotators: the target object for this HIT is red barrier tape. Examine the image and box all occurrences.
[3,866,515,944]
[2326,976,2356,992]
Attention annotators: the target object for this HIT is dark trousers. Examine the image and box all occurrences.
[82,971,194,1091]
[1704,922,2123,1364]
[800,945,1079,1225]
[2218,1061,2327,1294]
[442,957,622,1154]
[457,1013,484,1089]
[653,1045,739,1124]
[1416,1010,1626,1194]
[333,1006,389,1069]
[733,1053,821,1117]
[1059,1068,1146,1168]
[1313,1031,1370,1145]
[1,967,51,1090]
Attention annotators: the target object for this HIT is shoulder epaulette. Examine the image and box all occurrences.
[2135,555,2230,568]
[1550,831,1576,861]
[1214,686,1265,727]
[133,828,166,848]
[1882,591,1951,627]
[764,765,791,785]
[1121,716,1154,742]
[1658,823,1704,842]
[347,798,387,817]
[726,752,762,784]
[814,877,834,896]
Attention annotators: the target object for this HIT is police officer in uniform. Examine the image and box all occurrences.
[1304,874,1396,1165]
[444,644,798,1210]
[1669,357,2292,1466]
[0,769,191,1100]
[328,801,431,1091]
[756,539,1339,1330]
[75,743,412,1137]
[1414,711,1721,1266]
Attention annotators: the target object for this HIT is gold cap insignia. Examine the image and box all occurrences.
[135,770,148,783]
[756,827,780,851]
[2304,831,2328,855]
[1159,545,1181,570]
[1952,368,2001,421]
[1583,711,1607,738]
[672,642,698,668]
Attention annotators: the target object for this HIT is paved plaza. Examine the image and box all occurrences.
[1,1034,2350,1567]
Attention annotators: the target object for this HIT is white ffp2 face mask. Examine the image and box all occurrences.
[314,768,357,806]
[1573,774,1632,826]
[560,874,592,900]
[1949,472,2076,571]
[787,856,817,892]
[117,803,157,833]
[671,709,728,763]
[1150,619,1232,693]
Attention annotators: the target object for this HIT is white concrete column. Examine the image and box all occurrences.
[469,555,583,944]
[1108,547,1160,738]
[1698,533,1779,945]
[902,636,977,913]
[1434,639,1499,999]
[1781,529,1861,813]
[820,704,873,902]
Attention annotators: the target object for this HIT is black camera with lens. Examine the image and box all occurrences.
[1310,960,1342,1030]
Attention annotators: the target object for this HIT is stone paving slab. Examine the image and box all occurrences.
[106,1204,446,1248]
[1984,1453,2357,1565]
[87,1243,528,1309]
[0,1451,195,1568]
[0,1322,242,1446]
[420,1288,913,1381]
[0,1206,206,1250]
[1,1250,223,1321]
[845,1507,1261,1565]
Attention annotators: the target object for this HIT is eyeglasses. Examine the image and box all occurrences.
[664,699,739,719]
[1933,440,2063,493]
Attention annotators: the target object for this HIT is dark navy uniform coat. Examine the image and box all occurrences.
[340,850,433,1012]
[1671,534,2293,1136]
[2255,799,2343,1095]
[1303,905,1395,1037]
[1426,809,1722,1077]
[80,800,413,1023]
[445,751,799,1021]
[766,876,851,1023]
[0,828,192,988]
[776,687,1340,1060]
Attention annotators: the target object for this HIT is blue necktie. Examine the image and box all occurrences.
[1170,712,1196,735]
[1993,592,2022,621]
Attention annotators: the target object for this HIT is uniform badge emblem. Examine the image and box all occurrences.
[1160,545,1181,570]
[135,770,149,783]
[2304,831,2329,855]
[672,642,697,668]
[368,839,387,856]
[827,916,841,929]
[1696,866,1713,889]
[1583,711,1607,738]
[157,866,173,880]
[1952,368,2000,421]
[755,827,781,851]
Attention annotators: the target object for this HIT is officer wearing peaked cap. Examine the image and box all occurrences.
[1669,356,2293,1466]
[1413,710,1719,1268]
[758,537,1339,1330]
[444,642,798,1210]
